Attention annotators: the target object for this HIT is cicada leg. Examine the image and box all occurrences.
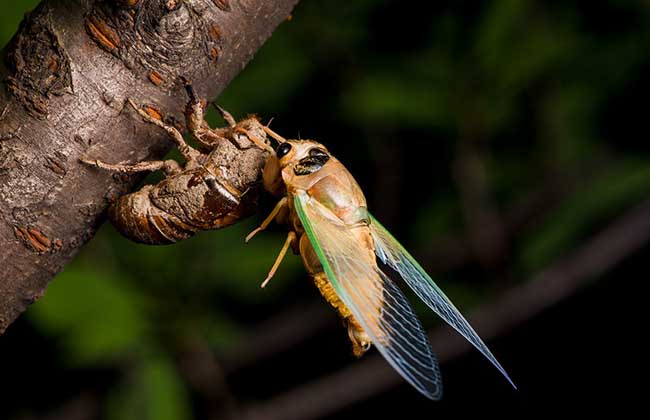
[181,82,227,150]
[260,231,297,288]
[234,127,275,153]
[127,99,201,164]
[182,82,271,154]
[212,103,236,128]
[80,158,182,177]
[245,197,288,242]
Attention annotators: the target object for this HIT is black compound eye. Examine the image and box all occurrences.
[309,148,328,158]
[276,143,292,158]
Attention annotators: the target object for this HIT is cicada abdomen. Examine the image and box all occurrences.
[108,165,245,245]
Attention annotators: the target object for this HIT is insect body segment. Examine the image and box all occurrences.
[299,228,372,357]
[249,137,515,399]
[82,86,271,244]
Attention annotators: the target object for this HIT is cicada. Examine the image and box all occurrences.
[247,128,516,399]
[82,84,271,245]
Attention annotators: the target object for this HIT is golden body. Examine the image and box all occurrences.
[250,134,514,400]
[252,139,375,356]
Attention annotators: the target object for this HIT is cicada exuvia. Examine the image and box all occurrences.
[247,128,516,399]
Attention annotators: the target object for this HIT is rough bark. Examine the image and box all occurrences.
[0,0,299,334]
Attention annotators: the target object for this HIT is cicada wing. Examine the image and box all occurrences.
[369,215,516,388]
[294,192,442,400]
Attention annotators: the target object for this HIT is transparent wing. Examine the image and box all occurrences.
[294,192,442,400]
[369,215,516,389]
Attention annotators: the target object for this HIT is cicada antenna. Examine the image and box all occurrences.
[263,125,287,144]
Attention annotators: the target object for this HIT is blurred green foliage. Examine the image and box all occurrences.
[29,266,149,365]
[2,0,649,418]
[106,355,192,420]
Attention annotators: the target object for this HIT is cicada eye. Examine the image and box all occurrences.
[276,143,292,158]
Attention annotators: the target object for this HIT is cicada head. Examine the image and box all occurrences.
[262,137,333,195]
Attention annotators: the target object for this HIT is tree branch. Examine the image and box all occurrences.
[0,0,299,334]
[239,198,650,420]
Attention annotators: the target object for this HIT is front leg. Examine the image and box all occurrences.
[127,99,202,164]
[260,231,297,288]
[181,83,259,152]
[81,158,182,177]
[181,81,272,154]
[182,82,223,150]
[245,197,288,242]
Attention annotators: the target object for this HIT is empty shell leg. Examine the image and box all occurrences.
[81,158,182,177]
[127,99,201,163]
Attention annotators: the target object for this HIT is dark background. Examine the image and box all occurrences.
[1,1,648,419]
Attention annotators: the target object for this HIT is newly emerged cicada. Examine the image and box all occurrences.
[248,129,516,399]
[84,83,513,398]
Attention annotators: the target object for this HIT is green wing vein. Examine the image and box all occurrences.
[369,215,516,389]
[295,192,442,400]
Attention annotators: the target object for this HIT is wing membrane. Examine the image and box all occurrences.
[294,192,442,400]
[369,215,516,389]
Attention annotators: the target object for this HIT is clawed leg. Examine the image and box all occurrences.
[212,103,272,153]
[182,82,226,150]
[212,103,236,127]
[181,82,265,153]
[81,158,182,177]
[263,125,287,144]
[245,197,288,243]
[127,99,201,163]
[179,80,271,154]
[234,127,275,153]
[261,231,296,288]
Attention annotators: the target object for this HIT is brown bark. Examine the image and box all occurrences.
[0,0,299,334]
